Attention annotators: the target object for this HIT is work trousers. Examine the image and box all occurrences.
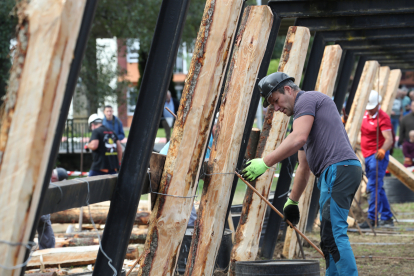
[365,152,393,221]
[318,159,362,276]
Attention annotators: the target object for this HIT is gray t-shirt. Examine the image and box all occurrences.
[294,91,357,176]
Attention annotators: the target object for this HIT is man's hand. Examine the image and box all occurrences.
[375,149,386,160]
[283,198,300,227]
[241,158,269,181]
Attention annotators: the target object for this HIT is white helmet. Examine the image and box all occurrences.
[88,113,103,125]
[366,90,382,110]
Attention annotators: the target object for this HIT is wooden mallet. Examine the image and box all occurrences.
[235,172,324,258]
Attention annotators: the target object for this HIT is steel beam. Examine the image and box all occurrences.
[339,38,414,50]
[300,31,325,91]
[22,0,99,275]
[261,153,298,259]
[353,49,414,56]
[93,0,190,274]
[345,56,367,115]
[334,50,355,113]
[296,14,414,31]
[268,0,414,18]
[321,27,414,42]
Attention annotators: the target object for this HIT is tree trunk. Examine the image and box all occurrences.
[345,61,379,150]
[0,1,87,275]
[229,26,311,276]
[138,1,244,275]
[184,6,273,276]
[284,45,343,259]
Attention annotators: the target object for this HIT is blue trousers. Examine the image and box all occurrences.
[318,160,362,276]
[365,152,393,221]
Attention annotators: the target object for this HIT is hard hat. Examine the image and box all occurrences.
[55,168,68,181]
[366,90,382,110]
[88,113,103,125]
[258,72,295,107]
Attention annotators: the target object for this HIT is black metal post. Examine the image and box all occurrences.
[305,179,320,233]
[345,56,367,115]
[260,153,298,259]
[224,11,282,224]
[71,119,74,153]
[300,32,325,91]
[334,50,355,112]
[21,0,99,275]
[93,0,190,274]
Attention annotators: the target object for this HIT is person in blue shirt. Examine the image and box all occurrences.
[103,105,126,143]
[162,91,180,142]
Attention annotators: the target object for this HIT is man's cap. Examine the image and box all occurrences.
[258,72,295,107]
[88,113,103,125]
[366,90,382,110]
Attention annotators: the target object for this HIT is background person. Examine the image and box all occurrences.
[103,105,126,143]
[161,91,179,142]
[399,101,414,146]
[402,130,414,167]
[87,114,122,176]
[359,90,394,228]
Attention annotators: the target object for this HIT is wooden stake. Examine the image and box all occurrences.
[138,1,244,275]
[373,66,390,98]
[0,1,87,274]
[387,156,414,192]
[235,172,324,258]
[183,7,273,276]
[345,61,380,150]
[229,26,310,274]
[381,69,402,115]
[284,45,343,259]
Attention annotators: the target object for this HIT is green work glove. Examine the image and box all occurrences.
[241,158,270,181]
[283,198,300,227]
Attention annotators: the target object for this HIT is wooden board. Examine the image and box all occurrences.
[138,1,244,275]
[229,26,310,276]
[284,45,343,259]
[381,69,402,115]
[345,61,380,150]
[373,66,390,98]
[387,156,414,192]
[27,244,143,268]
[0,1,87,274]
[182,6,273,276]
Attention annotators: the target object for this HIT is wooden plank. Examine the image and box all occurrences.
[27,244,143,268]
[229,26,310,276]
[62,228,147,244]
[183,6,273,276]
[284,45,343,259]
[373,66,390,98]
[138,0,244,274]
[345,61,380,150]
[388,156,414,191]
[0,1,87,274]
[381,69,402,115]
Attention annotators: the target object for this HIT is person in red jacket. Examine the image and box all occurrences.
[359,90,394,228]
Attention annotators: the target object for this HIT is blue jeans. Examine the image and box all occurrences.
[318,160,362,276]
[365,152,392,221]
[390,117,399,134]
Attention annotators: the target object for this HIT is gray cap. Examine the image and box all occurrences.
[258,72,295,107]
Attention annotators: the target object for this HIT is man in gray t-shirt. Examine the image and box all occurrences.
[242,72,361,276]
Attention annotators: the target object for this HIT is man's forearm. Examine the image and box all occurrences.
[289,163,310,202]
[263,132,306,168]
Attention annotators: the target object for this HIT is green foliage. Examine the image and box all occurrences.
[267,59,280,75]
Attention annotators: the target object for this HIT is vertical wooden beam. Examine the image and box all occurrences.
[345,61,380,150]
[284,45,343,259]
[229,26,310,276]
[381,69,402,115]
[183,7,273,276]
[0,1,87,275]
[373,66,390,98]
[137,0,243,275]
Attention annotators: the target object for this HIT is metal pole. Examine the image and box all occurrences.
[261,153,298,259]
[345,56,367,115]
[300,32,325,91]
[305,179,320,233]
[93,0,190,274]
[21,0,99,275]
[224,10,282,227]
[334,50,355,112]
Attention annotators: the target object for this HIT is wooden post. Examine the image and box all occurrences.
[0,1,87,275]
[373,66,390,98]
[137,0,244,275]
[229,26,310,276]
[183,7,273,276]
[345,61,380,150]
[284,45,343,259]
[387,156,414,191]
[381,69,402,115]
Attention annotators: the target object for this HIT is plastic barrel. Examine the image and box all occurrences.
[383,177,414,203]
[235,260,320,276]
[176,228,233,274]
